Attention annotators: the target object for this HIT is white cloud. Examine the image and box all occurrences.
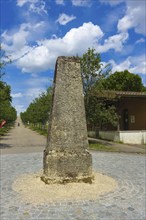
[24,87,46,106]
[17,0,28,6]
[2,24,29,50]
[1,21,47,61]
[17,46,50,73]
[110,55,146,75]
[117,0,146,35]
[12,93,23,98]
[17,0,47,15]
[110,59,131,73]
[13,87,46,113]
[12,75,52,114]
[100,0,146,36]
[12,93,27,114]
[14,104,26,114]
[71,0,91,7]
[135,38,145,44]
[62,22,103,51]
[2,22,131,74]
[16,22,104,72]
[96,32,129,53]
[55,0,65,5]
[56,13,76,25]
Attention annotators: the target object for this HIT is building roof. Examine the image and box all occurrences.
[91,90,146,99]
[112,91,146,98]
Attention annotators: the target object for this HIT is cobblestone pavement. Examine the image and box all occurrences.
[0,151,146,220]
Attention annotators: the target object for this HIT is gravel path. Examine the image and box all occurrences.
[0,120,146,219]
[0,119,46,154]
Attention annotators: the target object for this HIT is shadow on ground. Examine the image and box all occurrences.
[0,143,12,149]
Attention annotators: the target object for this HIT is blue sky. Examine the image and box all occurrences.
[1,0,146,114]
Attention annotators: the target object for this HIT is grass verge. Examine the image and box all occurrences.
[89,143,120,152]
[29,126,48,137]
[28,127,120,152]
[0,126,11,137]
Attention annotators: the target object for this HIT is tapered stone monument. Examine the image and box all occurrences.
[41,56,93,184]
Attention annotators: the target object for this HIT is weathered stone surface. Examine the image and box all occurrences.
[42,56,93,184]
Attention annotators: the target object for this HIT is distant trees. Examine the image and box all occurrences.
[0,45,17,125]
[20,87,52,125]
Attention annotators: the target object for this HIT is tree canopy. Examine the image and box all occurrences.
[0,45,17,125]
[80,48,111,95]
[102,70,145,92]
[80,48,119,130]
[0,80,17,124]
[21,87,52,125]
[80,49,146,130]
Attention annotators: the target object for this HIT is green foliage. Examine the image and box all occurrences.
[0,126,10,136]
[0,100,17,124]
[85,94,119,129]
[0,81,12,102]
[80,50,145,130]
[0,81,17,124]
[80,48,118,129]
[29,123,48,136]
[103,70,144,92]
[89,143,118,152]
[80,48,111,95]
[0,46,17,125]
[142,86,146,92]
[21,87,52,125]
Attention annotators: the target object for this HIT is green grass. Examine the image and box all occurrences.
[114,140,124,144]
[29,126,48,137]
[0,127,10,137]
[89,143,120,152]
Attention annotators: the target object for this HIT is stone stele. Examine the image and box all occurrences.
[41,56,93,184]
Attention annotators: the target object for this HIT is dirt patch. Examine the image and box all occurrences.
[12,170,117,205]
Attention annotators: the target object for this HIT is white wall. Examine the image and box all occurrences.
[99,131,120,142]
[99,131,146,144]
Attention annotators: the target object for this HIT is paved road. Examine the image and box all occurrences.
[0,121,146,220]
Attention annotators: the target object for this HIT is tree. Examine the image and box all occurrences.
[80,48,118,130]
[102,70,144,92]
[0,45,17,125]
[0,81,12,103]
[85,90,119,130]
[80,48,110,95]
[0,81,17,124]
[21,87,52,125]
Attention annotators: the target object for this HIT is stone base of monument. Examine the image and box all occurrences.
[41,149,94,184]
